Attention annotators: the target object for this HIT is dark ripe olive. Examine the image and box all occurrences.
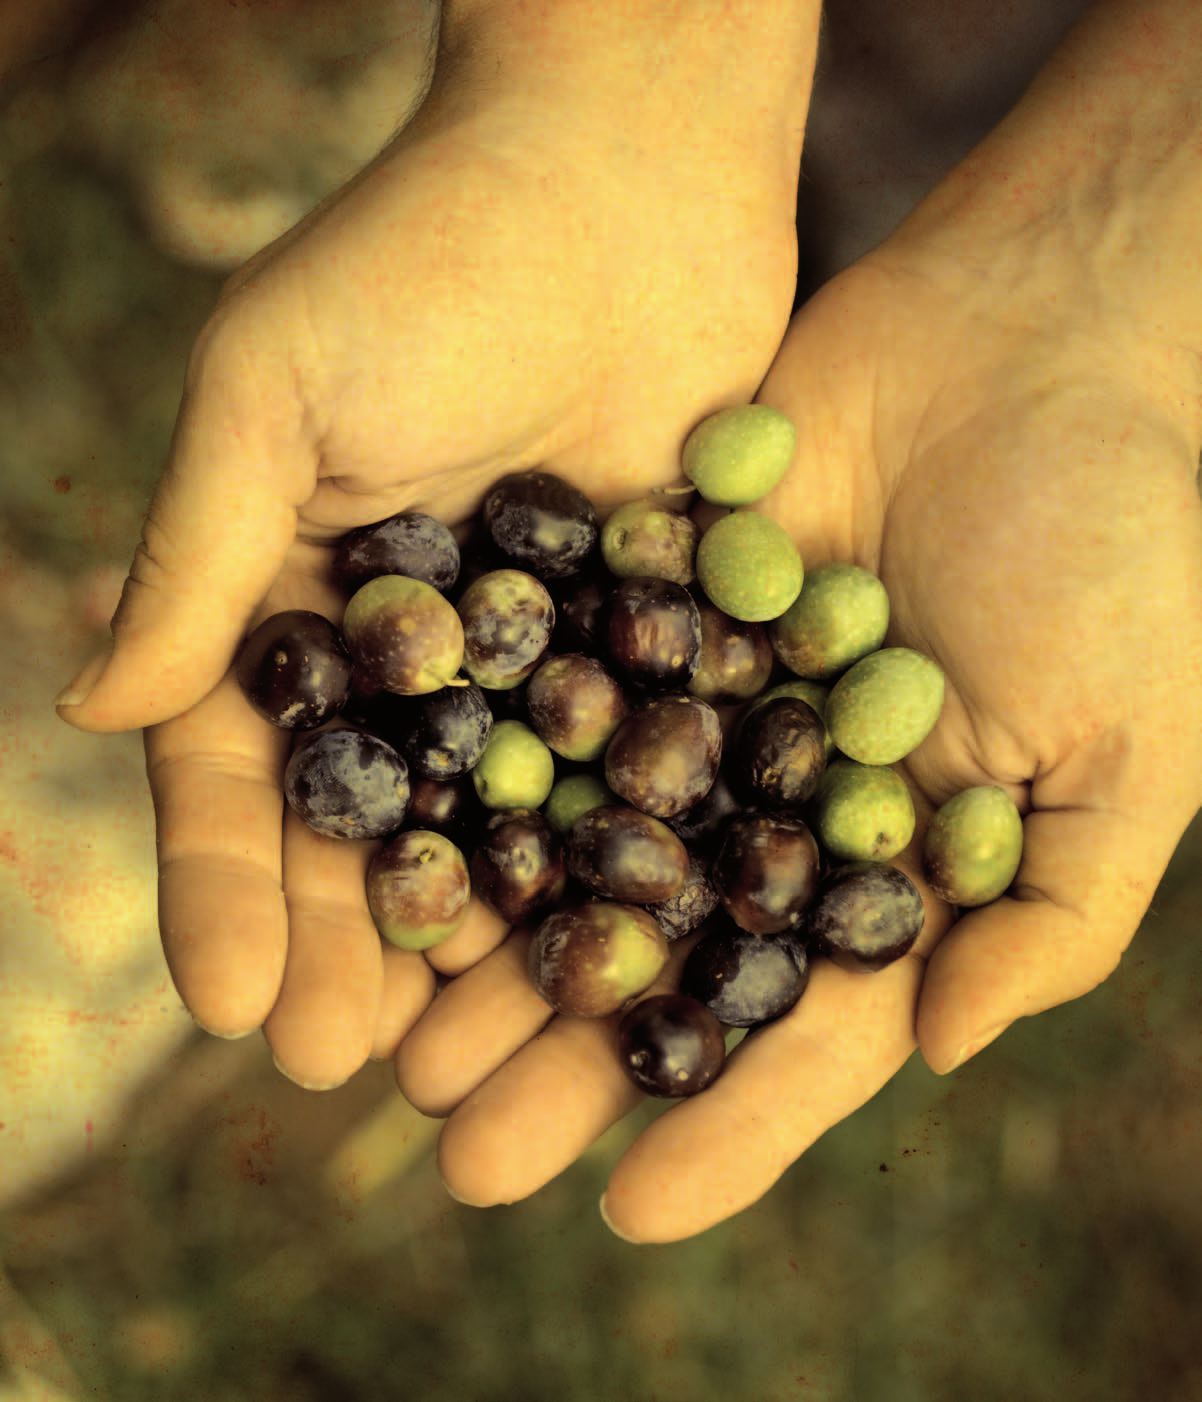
[604,576,702,692]
[565,804,689,904]
[332,510,460,596]
[235,610,353,729]
[617,993,726,1098]
[352,681,492,780]
[805,860,925,972]
[666,768,741,857]
[551,570,610,653]
[365,829,471,951]
[712,812,821,935]
[686,599,774,705]
[482,470,600,580]
[457,569,555,690]
[604,693,722,819]
[644,852,719,940]
[469,809,565,926]
[732,694,827,811]
[402,775,485,849]
[527,902,669,1017]
[284,727,410,840]
[679,918,810,1028]
[526,653,629,762]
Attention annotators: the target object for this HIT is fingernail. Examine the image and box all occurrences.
[946,1021,1010,1073]
[599,1194,641,1244]
[54,644,113,710]
[270,1051,345,1092]
[441,1177,482,1207]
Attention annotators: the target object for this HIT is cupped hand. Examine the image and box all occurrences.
[402,201,1202,1242]
[53,20,803,1088]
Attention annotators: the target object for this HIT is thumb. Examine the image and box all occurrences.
[55,316,317,732]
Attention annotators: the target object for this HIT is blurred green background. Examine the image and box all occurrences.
[2,17,1201,1402]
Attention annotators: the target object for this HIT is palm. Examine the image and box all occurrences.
[144,79,801,1087]
[411,246,1202,1243]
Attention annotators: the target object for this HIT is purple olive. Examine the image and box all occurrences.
[366,829,471,951]
[565,804,689,904]
[469,809,565,926]
[604,693,722,819]
[333,510,460,596]
[604,576,702,692]
[805,861,925,972]
[528,902,669,1017]
[617,993,726,1098]
[711,812,821,935]
[235,610,353,729]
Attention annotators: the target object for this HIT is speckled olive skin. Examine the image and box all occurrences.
[526,653,629,761]
[680,919,810,1027]
[687,600,774,704]
[923,785,1024,907]
[482,470,599,579]
[283,727,410,840]
[600,499,699,583]
[456,568,555,690]
[732,694,827,811]
[366,829,471,951]
[604,693,722,819]
[769,562,890,681]
[528,903,669,1017]
[342,575,465,695]
[332,510,460,596]
[235,609,353,729]
[824,647,945,765]
[813,758,916,862]
[806,861,925,973]
[565,804,689,904]
[617,993,727,1098]
[681,404,796,507]
[605,576,702,692]
[695,511,803,623]
[712,812,822,935]
[469,809,566,926]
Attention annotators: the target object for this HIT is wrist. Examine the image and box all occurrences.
[437,0,819,173]
[887,0,1202,372]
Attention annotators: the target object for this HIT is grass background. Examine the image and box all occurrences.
[2,36,1201,1402]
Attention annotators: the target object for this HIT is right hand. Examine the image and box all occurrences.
[53,8,807,1089]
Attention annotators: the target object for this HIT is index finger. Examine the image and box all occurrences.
[146,668,290,1037]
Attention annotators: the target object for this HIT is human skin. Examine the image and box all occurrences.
[398,0,1202,1241]
[54,0,822,1088]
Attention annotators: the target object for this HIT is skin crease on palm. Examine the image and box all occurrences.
[57,4,815,1091]
[402,6,1202,1240]
[54,0,1202,1242]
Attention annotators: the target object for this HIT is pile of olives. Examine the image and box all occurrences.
[236,405,1024,1099]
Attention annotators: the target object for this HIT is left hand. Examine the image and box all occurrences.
[398,188,1202,1243]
